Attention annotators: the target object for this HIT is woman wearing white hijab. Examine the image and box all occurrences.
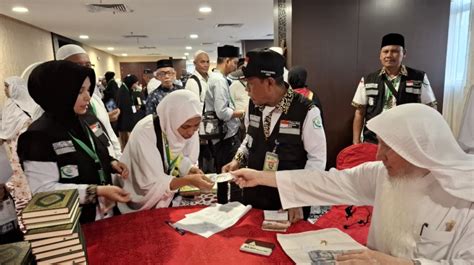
[1,76,38,202]
[232,103,474,264]
[118,90,214,213]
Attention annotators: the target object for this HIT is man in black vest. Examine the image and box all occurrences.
[352,33,437,144]
[223,49,327,223]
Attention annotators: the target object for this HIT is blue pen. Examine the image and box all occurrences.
[165,221,186,236]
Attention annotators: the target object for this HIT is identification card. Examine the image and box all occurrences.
[131,105,137,113]
[263,151,279,171]
[240,239,275,256]
[137,97,142,106]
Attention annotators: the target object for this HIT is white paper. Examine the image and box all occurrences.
[174,201,252,238]
[208,173,234,183]
[264,210,288,221]
[277,228,366,264]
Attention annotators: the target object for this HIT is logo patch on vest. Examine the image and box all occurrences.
[89,122,105,138]
[312,116,322,129]
[60,165,79,179]
[52,141,76,155]
[279,120,300,135]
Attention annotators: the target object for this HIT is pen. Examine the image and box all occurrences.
[419,223,429,236]
[165,221,185,236]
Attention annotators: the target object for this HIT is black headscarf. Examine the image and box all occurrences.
[28,60,96,125]
[288,66,307,89]
[123,74,138,90]
[104,71,115,83]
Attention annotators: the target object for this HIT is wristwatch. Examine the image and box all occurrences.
[412,259,421,265]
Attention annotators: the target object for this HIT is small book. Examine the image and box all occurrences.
[34,243,83,260]
[23,197,79,224]
[31,232,79,248]
[36,249,85,265]
[261,220,291,232]
[24,210,80,241]
[25,199,80,230]
[57,256,86,264]
[22,189,78,219]
[264,210,289,221]
[240,239,275,256]
[0,241,32,265]
[32,237,81,254]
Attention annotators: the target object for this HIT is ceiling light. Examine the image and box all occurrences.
[121,53,128,56]
[199,6,212,13]
[181,56,187,59]
[79,35,89,39]
[12,6,29,13]
[185,46,192,50]
[190,34,199,39]
[184,52,189,56]
[107,47,115,51]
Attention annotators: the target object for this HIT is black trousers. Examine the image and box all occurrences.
[213,134,241,172]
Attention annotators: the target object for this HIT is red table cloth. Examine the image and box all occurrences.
[82,206,368,264]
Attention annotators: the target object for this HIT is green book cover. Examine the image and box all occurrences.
[0,241,31,265]
[22,189,78,219]
[24,209,80,241]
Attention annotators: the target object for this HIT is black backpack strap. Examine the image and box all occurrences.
[190,75,202,96]
[153,116,168,174]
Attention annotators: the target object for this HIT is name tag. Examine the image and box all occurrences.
[249,114,260,128]
[366,89,379,96]
[137,97,142,106]
[132,105,137,113]
[263,152,279,172]
[89,122,105,138]
[279,120,300,135]
[405,87,421,94]
[364,83,378,89]
[246,135,254,149]
[52,140,76,155]
[60,165,79,179]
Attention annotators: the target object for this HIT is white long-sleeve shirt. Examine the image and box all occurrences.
[91,94,122,159]
[276,161,474,264]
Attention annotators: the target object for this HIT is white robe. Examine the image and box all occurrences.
[276,161,474,265]
[117,115,199,213]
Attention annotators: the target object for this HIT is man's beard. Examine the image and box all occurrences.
[377,175,426,258]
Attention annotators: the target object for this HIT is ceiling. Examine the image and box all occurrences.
[0,0,274,60]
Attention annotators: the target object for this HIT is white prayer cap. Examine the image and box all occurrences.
[269,46,283,55]
[193,50,208,60]
[56,44,87,60]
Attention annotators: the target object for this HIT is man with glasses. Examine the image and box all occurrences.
[145,59,182,116]
[222,48,326,223]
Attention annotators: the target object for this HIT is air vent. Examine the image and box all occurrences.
[123,34,148,38]
[216,23,243,28]
[201,42,216,45]
[86,4,134,13]
[147,53,162,56]
[138,46,156,49]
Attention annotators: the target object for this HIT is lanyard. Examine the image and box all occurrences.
[161,132,180,175]
[90,102,97,116]
[68,128,106,184]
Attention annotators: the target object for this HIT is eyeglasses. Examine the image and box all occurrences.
[157,71,174,77]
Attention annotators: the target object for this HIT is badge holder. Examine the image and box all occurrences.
[263,140,279,172]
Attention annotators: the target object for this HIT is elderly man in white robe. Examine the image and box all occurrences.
[117,90,214,212]
[233,103,474,265]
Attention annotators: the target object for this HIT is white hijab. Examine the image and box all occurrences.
[1,77,37,140]
[367,103,474,201]
[156,90,202,155]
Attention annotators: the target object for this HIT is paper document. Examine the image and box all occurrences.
[174,201,252,238]
[264,210,288,221]
[277,228,366,264]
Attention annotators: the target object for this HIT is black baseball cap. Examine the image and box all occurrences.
[243,48,284,79]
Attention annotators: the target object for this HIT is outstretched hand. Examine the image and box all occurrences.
[336,249,413,265]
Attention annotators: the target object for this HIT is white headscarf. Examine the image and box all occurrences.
[156,90,201,155]
[367,103,474,201]
[20,62,45,121]
[1,77,36,140]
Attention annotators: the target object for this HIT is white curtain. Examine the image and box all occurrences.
[443,0,472,136]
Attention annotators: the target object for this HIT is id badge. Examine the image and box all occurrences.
[131,105,137,113]
[137,97,142,106]
[263,152,279,172]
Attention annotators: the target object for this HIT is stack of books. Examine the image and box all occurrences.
[0,241,33,265]
[21,189,87,264]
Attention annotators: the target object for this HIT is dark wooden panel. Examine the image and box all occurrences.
[292,0,360,168]
[120,62,155,86]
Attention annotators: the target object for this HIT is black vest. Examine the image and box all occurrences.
[244,93,313,210]
[18,113,113,223]
[363,66,425,142]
